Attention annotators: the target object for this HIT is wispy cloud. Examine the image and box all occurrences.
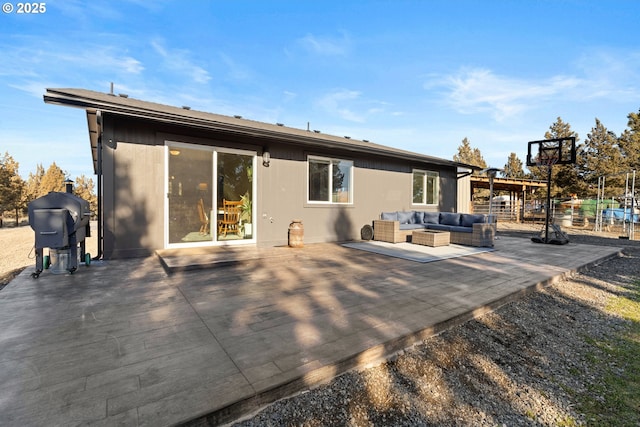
[52,0,169,22]
[283,91,297,102]
[8,80,58,98]
[79,48,144,74]
[298,32,351,56]
[151,39,211,84]
[51,0,124,21]
[574,48,640,101]
[0,38,143,79]
[427,68,581,121]
[317,89,365,122]
[316,89,396,123]
[0,36,144,98]
[428,50,640,123]
[219,53,252,81]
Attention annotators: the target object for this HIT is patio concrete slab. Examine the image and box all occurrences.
[0,236,622,426]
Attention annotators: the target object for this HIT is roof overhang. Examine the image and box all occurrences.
[471,176,546,192]
[44,88,478,174]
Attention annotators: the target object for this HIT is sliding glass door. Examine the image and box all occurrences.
[217,151,254,240]
[167,145,213,244]
[166,143,255,247]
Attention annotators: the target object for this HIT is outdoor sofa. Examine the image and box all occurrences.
[373,211,495,247]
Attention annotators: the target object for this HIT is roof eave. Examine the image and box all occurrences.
[44,88,466,169]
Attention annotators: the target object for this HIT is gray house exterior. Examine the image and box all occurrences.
[44,88,474,259]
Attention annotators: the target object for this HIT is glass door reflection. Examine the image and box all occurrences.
[168,146,213,244]
[216,152,253,241]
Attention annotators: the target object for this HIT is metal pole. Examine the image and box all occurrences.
[545,163,552,243]
[481,167,502,229]
[488,173,494,223]
[631,170,636,240]
[624,172,630,234]
[597,175,606,232]
[95,135,103,260]
[595,176,600,232]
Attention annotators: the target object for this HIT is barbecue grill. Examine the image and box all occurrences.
[28,191,92,278]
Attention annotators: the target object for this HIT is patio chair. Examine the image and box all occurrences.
[217,199,242,237]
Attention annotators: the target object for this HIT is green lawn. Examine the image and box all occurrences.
[575,279,640,425]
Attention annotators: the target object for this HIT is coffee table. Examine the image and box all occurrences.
[412,229,450,247]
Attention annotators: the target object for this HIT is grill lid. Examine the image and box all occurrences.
[28,191,90,232]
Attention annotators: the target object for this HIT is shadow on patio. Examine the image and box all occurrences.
[0,236,622,426]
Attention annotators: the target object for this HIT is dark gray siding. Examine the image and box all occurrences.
[100,114,458,258]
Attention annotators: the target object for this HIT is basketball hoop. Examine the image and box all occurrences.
[535,153,559,169]
[526,137,576,244]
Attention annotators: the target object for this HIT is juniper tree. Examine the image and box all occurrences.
[619,109,640,172]
[453,137,487,175]
[502,153,526,179]
[582,119,625,198]
[0,152,26,227]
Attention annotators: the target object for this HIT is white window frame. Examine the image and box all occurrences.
[307,155,353,205]
[412,169,439,205]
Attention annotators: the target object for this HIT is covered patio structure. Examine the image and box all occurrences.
[471,176,547,222]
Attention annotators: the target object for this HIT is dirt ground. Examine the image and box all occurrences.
[0,222,98,289]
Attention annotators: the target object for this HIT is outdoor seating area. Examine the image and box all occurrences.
[373,211,495,247]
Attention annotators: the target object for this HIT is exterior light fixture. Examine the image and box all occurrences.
[262,150,271,167]
[170,149,180,156]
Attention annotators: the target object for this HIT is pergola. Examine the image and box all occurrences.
[470,176,547,221]
[471,176,546,193]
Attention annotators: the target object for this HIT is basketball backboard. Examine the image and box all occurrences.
[526,137,576,167]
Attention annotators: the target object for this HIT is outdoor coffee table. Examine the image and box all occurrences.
[412,229,450,247]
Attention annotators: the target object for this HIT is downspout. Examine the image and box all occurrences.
[94,110,103,260]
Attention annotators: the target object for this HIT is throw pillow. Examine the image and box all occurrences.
[439,212,461,226]
[422,212,440,224]
[461,214,487,227]
[397,211,414,224]
[381,212,398,220]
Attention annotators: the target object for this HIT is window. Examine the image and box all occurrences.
[412,170,439,205]
[308,156,353,204]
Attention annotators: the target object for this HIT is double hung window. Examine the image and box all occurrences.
[308,156,353,204]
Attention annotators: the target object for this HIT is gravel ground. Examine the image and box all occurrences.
[2,223,639,425]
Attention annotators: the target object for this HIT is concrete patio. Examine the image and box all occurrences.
[0,236,622,426]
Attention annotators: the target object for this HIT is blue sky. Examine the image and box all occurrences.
[1,0,639,180]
